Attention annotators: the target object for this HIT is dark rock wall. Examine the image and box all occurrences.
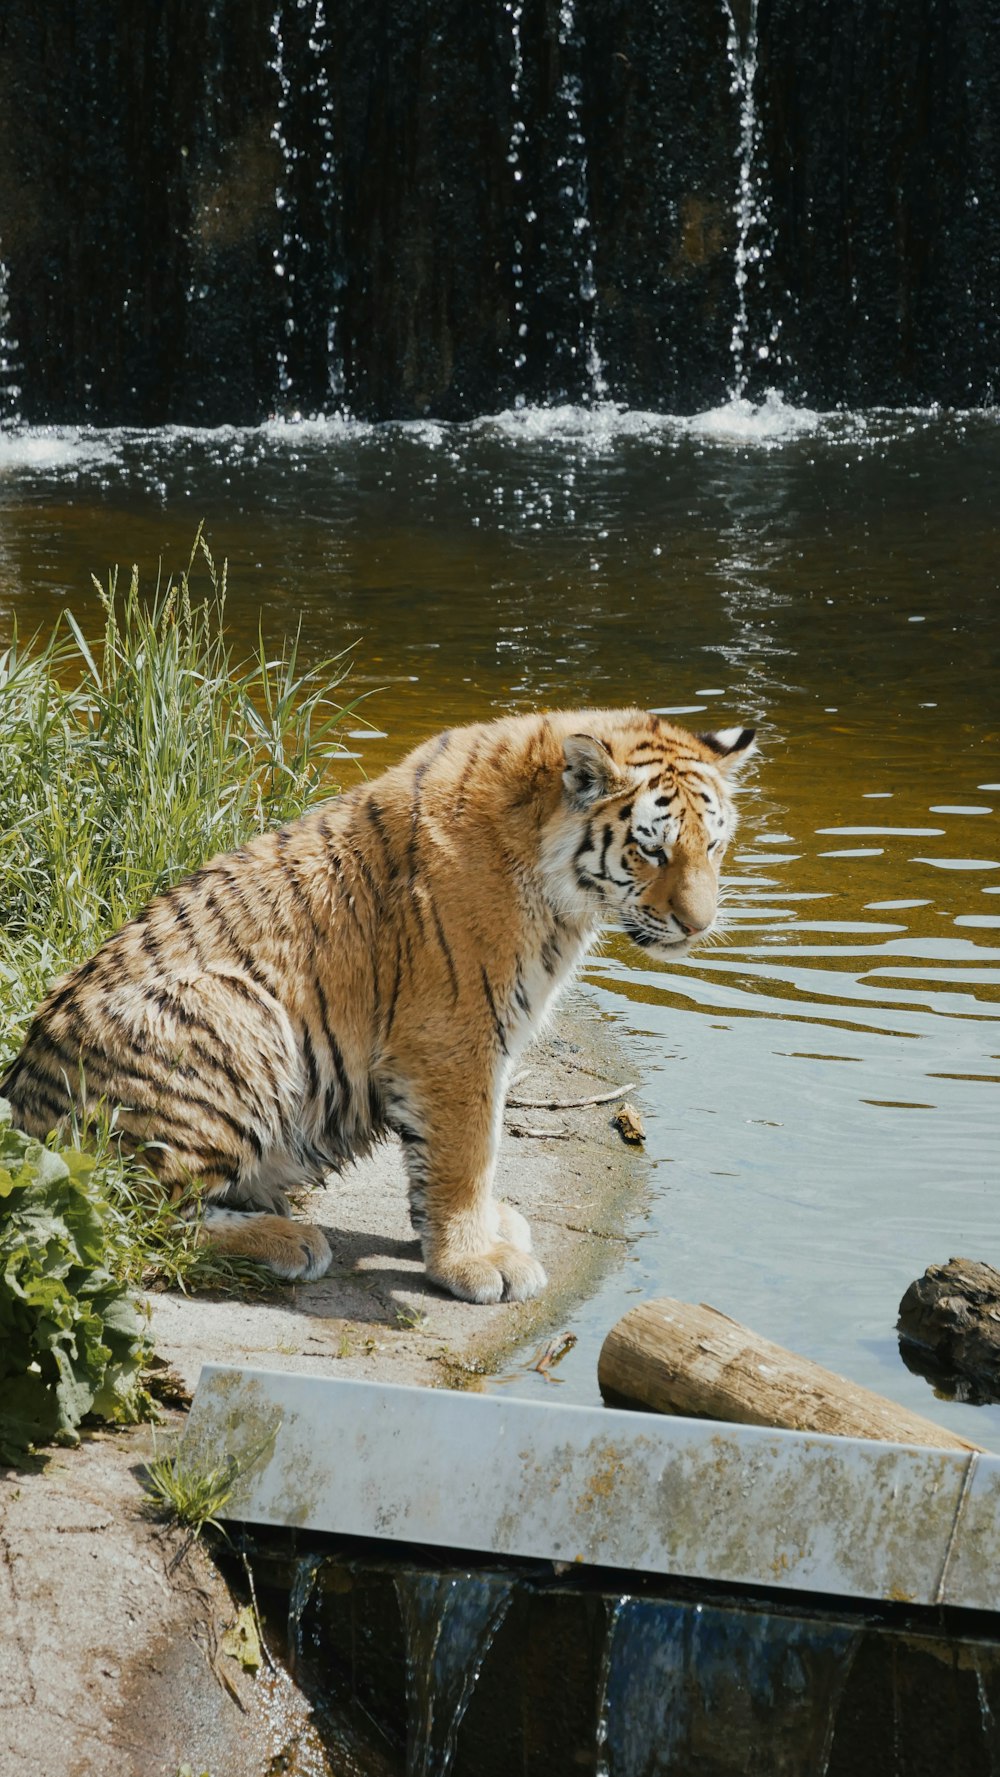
[0,0,997,424]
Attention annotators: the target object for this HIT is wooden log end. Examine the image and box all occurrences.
[599,1297,983,1452]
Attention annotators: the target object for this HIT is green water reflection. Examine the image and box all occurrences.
[1,404,997,1445]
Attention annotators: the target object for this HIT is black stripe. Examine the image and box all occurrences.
[385,936,403,1038]
[160,1140,239,1178]
[313,975,351,1106]
[204,888,283,996]
[573,822,595,863]
[24,1083,73,1125]
[480,966,509,1055]
[451,737,483,819]
[134,1087,264,1159]
[11,1054,77,1108]
[275,833,328,950]
[169,894,205,967]
[411,730,450,815]
[301,1023,320,1101]
[183,1032,281,1123]
[41,951,102,1020]
[274,841,351,1105]
[320,835,365,932]
[0,1056,23,1096]
[323,1079,340,1130]
[32,1024,87,1078]
[364,797,398,882]
[219,974,277,1013]
[429,897,460,1003]
[322,812,380,906]
[368,1078,385,1126]
[222,861,295,951]
[540,926,563,976]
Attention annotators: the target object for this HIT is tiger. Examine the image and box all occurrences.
[0,709,756,1304]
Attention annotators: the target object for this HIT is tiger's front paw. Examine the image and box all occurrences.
[495,1200,533,1253]
[426,1242,547,1305]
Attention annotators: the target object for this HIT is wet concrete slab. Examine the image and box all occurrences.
[185,1367,1000,1613]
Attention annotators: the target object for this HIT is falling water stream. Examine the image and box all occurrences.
[555,0,606,402]
[721,0,778,403]
[394,1572,514,1777]
[0,248,19,427]
[597,1599,862,1777]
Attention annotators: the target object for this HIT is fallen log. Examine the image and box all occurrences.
[897,1257,1000,1405]
[598,1298,982,1452]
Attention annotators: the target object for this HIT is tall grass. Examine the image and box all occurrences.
[0,532,361,1297]
[0,530,357,1059]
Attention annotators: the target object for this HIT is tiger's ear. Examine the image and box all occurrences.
[698,726,757,775]
[562,734,627,808]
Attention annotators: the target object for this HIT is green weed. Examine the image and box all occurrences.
[141,1426,277,1537]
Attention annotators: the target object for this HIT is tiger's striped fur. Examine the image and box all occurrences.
[1,709,756,1303]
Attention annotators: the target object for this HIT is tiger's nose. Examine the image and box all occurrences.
[675,916,708,937]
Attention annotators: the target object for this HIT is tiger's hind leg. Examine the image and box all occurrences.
[196,1204,332,1281]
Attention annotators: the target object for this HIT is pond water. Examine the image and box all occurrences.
[1,396,997,1449]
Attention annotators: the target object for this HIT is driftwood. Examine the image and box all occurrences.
[897,1257,1000,1405]
[598,1297,982,1452]
[506,1083,637,1110]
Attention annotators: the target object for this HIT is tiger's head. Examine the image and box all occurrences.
[543,713,757,958]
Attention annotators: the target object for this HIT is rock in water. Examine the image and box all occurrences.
[897,1258,1000,1405]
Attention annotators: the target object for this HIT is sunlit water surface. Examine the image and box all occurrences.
[1,397,997,1447]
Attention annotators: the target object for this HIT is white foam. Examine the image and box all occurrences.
[0,426,111,471]
[474,400,675,448]
[686,389,820,444]
[0,394,988,474]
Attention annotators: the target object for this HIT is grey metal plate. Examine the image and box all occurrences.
[183,1366,1000,1611]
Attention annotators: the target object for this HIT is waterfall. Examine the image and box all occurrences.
[721,0,780,403]
[596,1597,861,1776]
[505,0,531,400]
[975,1659,1000,1777]
[303,0,344,412]
[556,0,606,403]
[394,1571,514,1777]
[268,2,296,410]
[285,1552,325,1677]
[1,1,997,422]
[0,244,20,427]
[266,0,345,417]
[594,1597,629,1777]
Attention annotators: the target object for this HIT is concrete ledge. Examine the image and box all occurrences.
[184,1365,1000,1613]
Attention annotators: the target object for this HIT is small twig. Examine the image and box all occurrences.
[241,1551,277,1673]
[507,1122,574,1140]
[506,1082,637,1111]
[529,1332,578,1381]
